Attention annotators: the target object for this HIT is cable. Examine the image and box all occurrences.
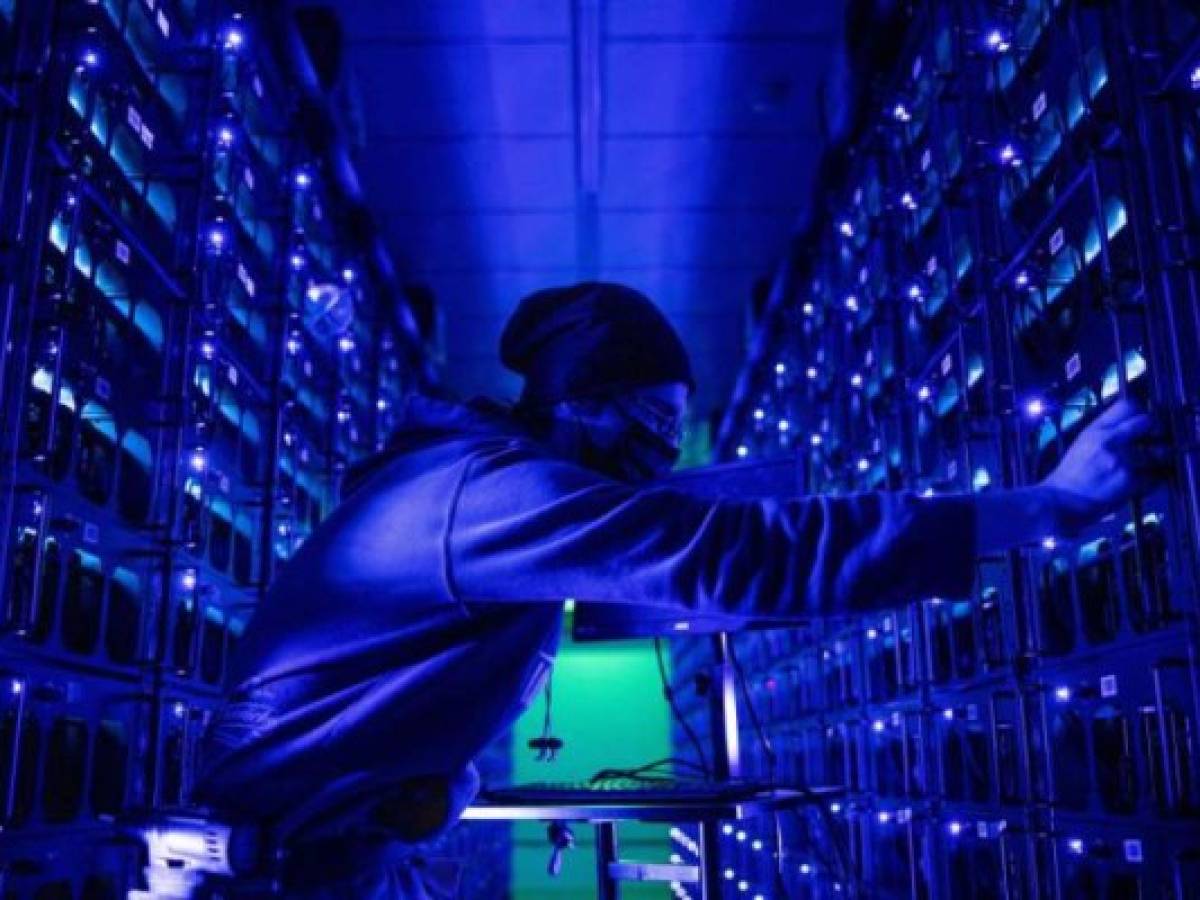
[654,638,711,778]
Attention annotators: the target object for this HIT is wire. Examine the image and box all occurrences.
[653,638,711,779]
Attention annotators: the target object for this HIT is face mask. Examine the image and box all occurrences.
[575,410,680,483]
[613,417,680,482]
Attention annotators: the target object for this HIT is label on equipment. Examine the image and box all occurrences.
[1124,840,1143,863]
[157,10,170,38]
[236,263,256,298]
[1032,91,1047,121]
[942,353,953,375]
[1065,352,1082,381]
[127,105,143,134]
[140,124,155,150]
[227,364,238,386]
[1100,674,1118,697]
[1050,227,1065,255]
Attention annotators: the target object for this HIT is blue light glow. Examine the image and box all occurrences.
[892,103,911,123]
[985,29,1011,53]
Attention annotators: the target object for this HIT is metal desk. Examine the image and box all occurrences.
[463,785,840,899]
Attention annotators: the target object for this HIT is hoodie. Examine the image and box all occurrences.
[192,394,976,832]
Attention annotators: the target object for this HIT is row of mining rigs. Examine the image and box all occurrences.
[0,1,511,897]
[668,2,1200,898]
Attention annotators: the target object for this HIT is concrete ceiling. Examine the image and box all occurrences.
[313,0,844,425]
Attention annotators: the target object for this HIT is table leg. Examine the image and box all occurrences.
[699,819,723,900]
[595,821,619,900]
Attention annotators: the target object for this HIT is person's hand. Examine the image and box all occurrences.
[1038,397,1165,537]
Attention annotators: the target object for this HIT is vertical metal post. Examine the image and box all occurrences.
[595,821,619,900]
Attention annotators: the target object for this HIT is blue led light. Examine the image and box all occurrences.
[290,251,307,271]
[999,143,1022,167]
[908,283,923,300]
[892,102,911,123]
[180,569,197,591]
[342,266,357,284]
[11,679,23,696]
[222,23,246,51]
[736,444,749,459]
[216,124,236,148]
[1191,64,1200,91]
[199,339,216,360]
[1014,270,1031,289]
[844,294,859,313]
[774,361,786,376]
[1068,838,1085,855]
[188,447,207,472]
[752,407,765,421]
[850,372,864,388]
[1055,685,1072,702]
[948,820,964,836]
[337,334,356,353]
[806,366,818,380]
[801,301,815,316]
[173,701,186,718]
[1024,397,1045,418]
[900,191,918,211]
[294,169,313,189]
[838,219,854,238]
[985,29,1011,53]
[917,384,932,402]
[857,457,870,472]
[777,419,790,433]
[810,433,822,447]
[206,224,229,253]
[79,47,101,69]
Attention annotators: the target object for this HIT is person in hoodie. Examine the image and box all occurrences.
[193,281,1160,898]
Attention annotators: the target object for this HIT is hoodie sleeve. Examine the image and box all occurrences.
[447,442,977,618]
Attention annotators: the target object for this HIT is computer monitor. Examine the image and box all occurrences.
[572,455,808,641]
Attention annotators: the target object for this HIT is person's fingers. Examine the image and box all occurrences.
[1094,396,1138,426]
[1106,412,1156,445]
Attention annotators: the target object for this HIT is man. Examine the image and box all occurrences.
[193,282,1159,897]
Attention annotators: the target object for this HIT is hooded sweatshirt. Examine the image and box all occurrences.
[193,395,976,831]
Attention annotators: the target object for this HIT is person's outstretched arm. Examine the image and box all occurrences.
[449,397,1160,618]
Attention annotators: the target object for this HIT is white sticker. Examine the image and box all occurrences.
[1050,227,1065,255]
[921,148,932,172]
[127,105,143,133]
[1100,674,1118,697]
[227,364,238,385]
[115,240,130,265]
[1032,91,1047,121]
[926,255,939,276]
[236,263,256,298]
[83,522,100,544]
[140,124,155,150]
[1065,353,1082,381]
[157,10,170,38]
[941,353,953,375]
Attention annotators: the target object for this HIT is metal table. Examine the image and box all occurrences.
[463,786,840,899]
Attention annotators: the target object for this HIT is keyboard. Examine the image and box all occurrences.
[481,777,789,805]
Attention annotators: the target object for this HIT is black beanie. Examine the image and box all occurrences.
[500,281,694,405]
